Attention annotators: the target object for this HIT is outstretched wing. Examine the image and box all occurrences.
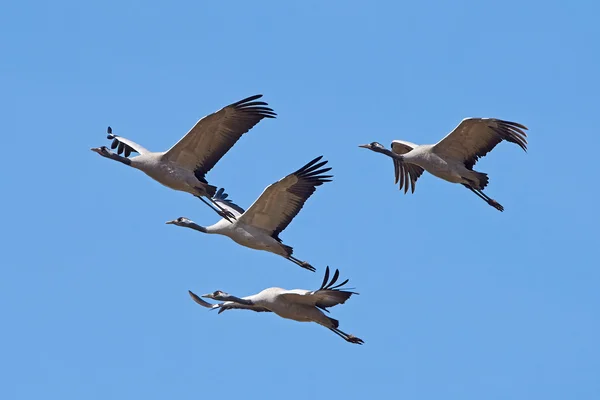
[188,291,270,314]
[164,95,276,182]
[212,188,246,219]
[106,126,150,157]
[391,140,424,194]
[239,156,332,241]
[432,118,528,170]
[279,267,358,312]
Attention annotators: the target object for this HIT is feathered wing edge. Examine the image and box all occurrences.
[393,158,424,194]
[461,119,529,170]
[270,155,333,241]
[313,266,359,313]
[212,188,246,215]
[106,126,148,157]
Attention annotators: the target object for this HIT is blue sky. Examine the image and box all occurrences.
[1,1,598,398]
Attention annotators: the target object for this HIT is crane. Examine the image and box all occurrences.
[91,94,276,220]
[359,118,529,211]
[189,266,364,344]
[166,156,332,272]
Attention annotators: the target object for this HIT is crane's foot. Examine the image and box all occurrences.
[488,199,504,212]
[301,262,316,272]
[346,335,364,345]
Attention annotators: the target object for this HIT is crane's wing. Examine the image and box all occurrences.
[391,140,425,194]
[188,291,270,314]
[279,267,358,312]
[212,188,246,219]
[432,118,528,170]
[238,156,332,241]
[391,140,418,155]
[163,95,276,182]
[106,126,150,157]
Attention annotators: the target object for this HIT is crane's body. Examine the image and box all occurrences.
[402,145,479,184]
[167,157,333,272]
[360,118,529,211]
[92,94,276,218]
[189,267,363,344]
[126,153,215,197]
[203,220,289,256]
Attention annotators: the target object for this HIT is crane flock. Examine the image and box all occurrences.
[92,94,530,345]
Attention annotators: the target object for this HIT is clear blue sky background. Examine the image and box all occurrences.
[1,1,598,399]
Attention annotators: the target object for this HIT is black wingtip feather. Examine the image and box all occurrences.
[319,267,354,292]
[305,160,328,172]
[212,188,245,214]
[242,101,269,107]
[230,94,277,118]
[233,94,263,105]
[324,269,340,289]
[499,119,529,131]
[463,119,529,170]
[270,156,333,240]
[329,279,350,290]
[320,266,330,290]
[104,133,138,159]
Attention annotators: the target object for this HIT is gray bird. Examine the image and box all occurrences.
[359,118,529,211]
[91,95,276,219]
[189,266,363,344]
[166,156,332,272]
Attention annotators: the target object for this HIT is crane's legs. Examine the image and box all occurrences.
[329,327,364,345]
[463,184,504,212]
[287,256,316,272]
[195,196,236,222]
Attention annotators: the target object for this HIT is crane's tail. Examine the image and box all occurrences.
[193,184,217,198]
[204,184,218,198]
[280,243,294,256]
[328,317,340,329]
[467,171,489,190]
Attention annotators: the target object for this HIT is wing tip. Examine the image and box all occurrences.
[232,94,277,118]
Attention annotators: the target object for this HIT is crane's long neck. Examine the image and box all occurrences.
[379,147,404,162]
[106,152,131,166]
[185,222,208,233]
[223,295,253,306]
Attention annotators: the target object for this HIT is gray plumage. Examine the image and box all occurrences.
[91,95,276,219]
[359,117,529,211]
[166,156,332,272]
[189,266,363,344]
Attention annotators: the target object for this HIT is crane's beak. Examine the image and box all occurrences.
[358,144,370,149]
[188,291,215,308]
[201,293,215,299]
[165,220,176,225]
[91,146,112,156]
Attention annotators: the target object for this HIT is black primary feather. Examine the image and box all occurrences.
[104,127,138,159]
[212,188,246,215]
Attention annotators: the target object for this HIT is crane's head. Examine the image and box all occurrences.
[90,146,112,157]
[202,290,230,301]
[91,145,132,165]
[165,217,194,227]
[165,217,207,233]
[358,142,385,152]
